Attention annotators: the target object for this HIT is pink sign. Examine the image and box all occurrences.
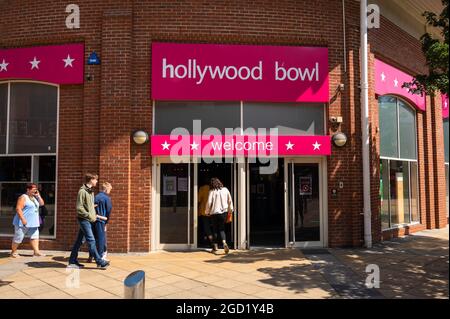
[151,42,329,103]
[0,44,84,84]
[151,135,331,157]
[375,59,426,111]
[442,94,449,119]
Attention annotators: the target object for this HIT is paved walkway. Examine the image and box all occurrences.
[0,226,447,299]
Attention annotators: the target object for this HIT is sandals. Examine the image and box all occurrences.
[10,252,20,258]
[33,252,46,257]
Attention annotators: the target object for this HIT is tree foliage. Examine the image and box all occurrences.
[403,0,449,97]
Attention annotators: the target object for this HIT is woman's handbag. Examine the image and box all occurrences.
[225,210,233,224]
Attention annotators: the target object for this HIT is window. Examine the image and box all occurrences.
[378,96,419,229]
[9,83,57,154]
[0,84,7,154]
[0,82,57,237]
[155,101,240,135]
[444,119,449,217]
[154,101,325,136]
[244,103,324,135]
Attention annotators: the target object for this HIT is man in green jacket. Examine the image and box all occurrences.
[68,173,109,268]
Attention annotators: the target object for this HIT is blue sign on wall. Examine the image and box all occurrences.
[87,52,100,65]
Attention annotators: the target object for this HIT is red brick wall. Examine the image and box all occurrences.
[0,1,446,252]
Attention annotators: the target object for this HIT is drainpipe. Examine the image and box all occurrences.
[360,0,372,248]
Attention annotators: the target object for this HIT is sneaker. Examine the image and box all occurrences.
[68,261,85,268]
[223,243,230,255]
[97,260,110,269]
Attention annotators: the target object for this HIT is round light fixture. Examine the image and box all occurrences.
[332,132,347,147]
[132,130,149,145]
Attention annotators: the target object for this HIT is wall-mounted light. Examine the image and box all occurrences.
[132,130,149,145]
[332,132,347,147]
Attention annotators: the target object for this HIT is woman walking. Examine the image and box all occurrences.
[205,177,233,254]
[11,183,45,257]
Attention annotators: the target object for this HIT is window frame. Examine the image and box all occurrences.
[152,100,326,136]
[0,80,59,239]
[379,95,420,230]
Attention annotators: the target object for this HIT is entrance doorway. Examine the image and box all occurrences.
[285,158,326,247]
[155,158,237,250]
[248,158,285,247]
[154,157,326,250]
[197,160,236,249]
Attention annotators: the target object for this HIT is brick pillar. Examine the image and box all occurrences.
[431,94,447,228]
[423,96,436,228]
[368,50,382,243]
[99,6,133,253]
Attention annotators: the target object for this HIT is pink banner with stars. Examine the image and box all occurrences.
[151,135,331,157]
[375,59,426,111]
[0,43,84,84]
[442,94,449,119]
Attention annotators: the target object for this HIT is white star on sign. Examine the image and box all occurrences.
[444,101,448,109]
[393,78,399,87]
[30,57,40,70]
[190,141,199,150]
[380,72,386,82]
[63,54,75,68]
[161,141,170,150]
[286,141,294,150]
[313,141,321,151]
[0,59,8,72]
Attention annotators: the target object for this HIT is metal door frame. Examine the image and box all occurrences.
[284,157,328,248]
[154,156,196,250]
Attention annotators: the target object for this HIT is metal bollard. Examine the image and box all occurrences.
[124,270,145,299]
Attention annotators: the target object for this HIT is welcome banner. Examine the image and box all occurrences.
[151,135,331,157]
[151,42,329,103]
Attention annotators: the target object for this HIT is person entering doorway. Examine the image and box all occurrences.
[206,177,234,254]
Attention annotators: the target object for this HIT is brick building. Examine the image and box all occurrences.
[0,0,448,253]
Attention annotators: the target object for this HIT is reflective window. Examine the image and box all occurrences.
[155,101,240,135]
[380,159,390,230]
[398,100,417,159]
[378,96,419,229]
[8,83,57,154]
[0,84,7,153]
[444,119,449,217]
[0,157,31,182]
[0,82,57,237]
[244,103,324,135]
[379,96,398,158]
[444,119,449,164]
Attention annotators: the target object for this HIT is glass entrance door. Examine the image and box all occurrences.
[157,160,194,249]
[156,158,238,250]
[248,158,285,247]
[286,159,324,247]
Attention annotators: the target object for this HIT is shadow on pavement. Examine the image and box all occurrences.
[0,280,13,287]
[330,234,449,299]
[205,248,305,264]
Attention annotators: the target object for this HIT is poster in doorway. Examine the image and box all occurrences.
[163,176,177,195]
[178,177,188,192]
[299,176,312,196]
